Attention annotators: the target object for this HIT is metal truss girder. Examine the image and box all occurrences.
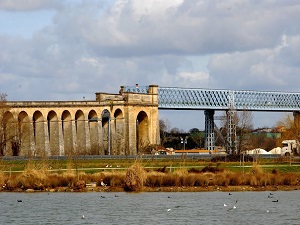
[157,87,300,111]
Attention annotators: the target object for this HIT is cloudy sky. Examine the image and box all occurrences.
[1,0,300,131]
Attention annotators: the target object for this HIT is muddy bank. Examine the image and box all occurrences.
[3,185,299,193]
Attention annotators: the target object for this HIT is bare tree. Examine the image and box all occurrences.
[0,93,7,155]
[159,118,170,146]
[0,93,13,156]
[237,110,254,153]
[219,110,253,154]
[0,94,25,156]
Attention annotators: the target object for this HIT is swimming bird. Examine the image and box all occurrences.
[272,200,278,202]
[229,193,232,195]
[227,199,238,211]
[224,203,227,207]
[17,200,22,202]
[167,208,171,212]
[82,215,85,219]
[100,180,106,186]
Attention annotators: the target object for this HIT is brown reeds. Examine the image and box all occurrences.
[124,162,146,192]
[1,161,300,192]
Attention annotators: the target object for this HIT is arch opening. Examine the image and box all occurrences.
[88,110,99,155]
[101,109,111,155]
[136,111,149,154]
[62,110,73,156]
[113,109,124,155]
[47,111,60,155]
[75,110,86,155]
[18,111,31,157]
[33,111,46,157]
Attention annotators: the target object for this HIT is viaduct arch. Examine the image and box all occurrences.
[2,85,160,157]
[3,84,300,156]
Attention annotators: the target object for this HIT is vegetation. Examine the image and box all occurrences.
[0,158,300,192]
[1,95,300,192]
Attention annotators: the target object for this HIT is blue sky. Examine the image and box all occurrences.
[1,0,300,131]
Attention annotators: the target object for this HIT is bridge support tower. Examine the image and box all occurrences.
[204,109,215,151]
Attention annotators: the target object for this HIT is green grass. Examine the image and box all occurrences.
[1,157,300,174]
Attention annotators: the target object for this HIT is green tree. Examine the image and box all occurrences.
[189,128,204,148]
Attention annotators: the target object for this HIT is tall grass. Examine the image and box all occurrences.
[124,162,146,191]
[1,161,300,192]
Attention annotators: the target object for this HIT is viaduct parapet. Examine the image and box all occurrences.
[2,85,160,157]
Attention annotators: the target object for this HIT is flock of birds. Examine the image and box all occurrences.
[164,192,280,213]
[221,192,279,213]
[15,191,280,220]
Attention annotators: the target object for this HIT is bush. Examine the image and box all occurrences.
[124,163,146,192]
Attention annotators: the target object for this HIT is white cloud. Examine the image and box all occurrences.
[178,71,209,81]
[1,0,300,129]
[0,0,62,11]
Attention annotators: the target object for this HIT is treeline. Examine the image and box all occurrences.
[159,119,279,152]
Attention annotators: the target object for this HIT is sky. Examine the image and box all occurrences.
[1,0,300,132]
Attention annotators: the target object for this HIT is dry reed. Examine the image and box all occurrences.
[1,162,300,192]
[124,162,146,191]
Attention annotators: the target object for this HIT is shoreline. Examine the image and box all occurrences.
[2,185,299,193]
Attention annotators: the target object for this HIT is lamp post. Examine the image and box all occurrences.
[181,137,187,150]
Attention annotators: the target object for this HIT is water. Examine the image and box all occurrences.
[0,191,299,225]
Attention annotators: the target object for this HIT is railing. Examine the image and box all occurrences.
[123,86,149,94]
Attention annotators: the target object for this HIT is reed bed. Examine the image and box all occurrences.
[0,162,299,192]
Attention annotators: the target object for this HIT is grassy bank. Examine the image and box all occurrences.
[0,158,300,192]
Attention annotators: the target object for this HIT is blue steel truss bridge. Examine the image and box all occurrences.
[125,85,300,153]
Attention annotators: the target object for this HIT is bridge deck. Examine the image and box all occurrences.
[124,86,300,111]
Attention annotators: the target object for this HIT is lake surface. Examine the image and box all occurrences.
[0,190,299,225]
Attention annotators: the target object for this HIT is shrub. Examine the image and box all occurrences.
[124,163,146,192]
[162,174,176,186]
[193,175,209,186]
[271,169,279,174]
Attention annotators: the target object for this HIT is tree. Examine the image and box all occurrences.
[170,127,180,134]
[0,93,23,156]
[237,110,253,153]
[0,93,10,155]
[159,118,170,145]
[189,128,204,148]
[219,110,253,154]
[247,132,277,151]
[276,112,300,143]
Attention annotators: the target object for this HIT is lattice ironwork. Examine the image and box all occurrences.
[158,87,300,111]
[124,85,300,152]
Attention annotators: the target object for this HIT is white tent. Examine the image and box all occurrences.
[269,147,281,154]
[245,148,271,154]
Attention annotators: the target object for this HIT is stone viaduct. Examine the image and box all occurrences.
[2,85,160,157]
